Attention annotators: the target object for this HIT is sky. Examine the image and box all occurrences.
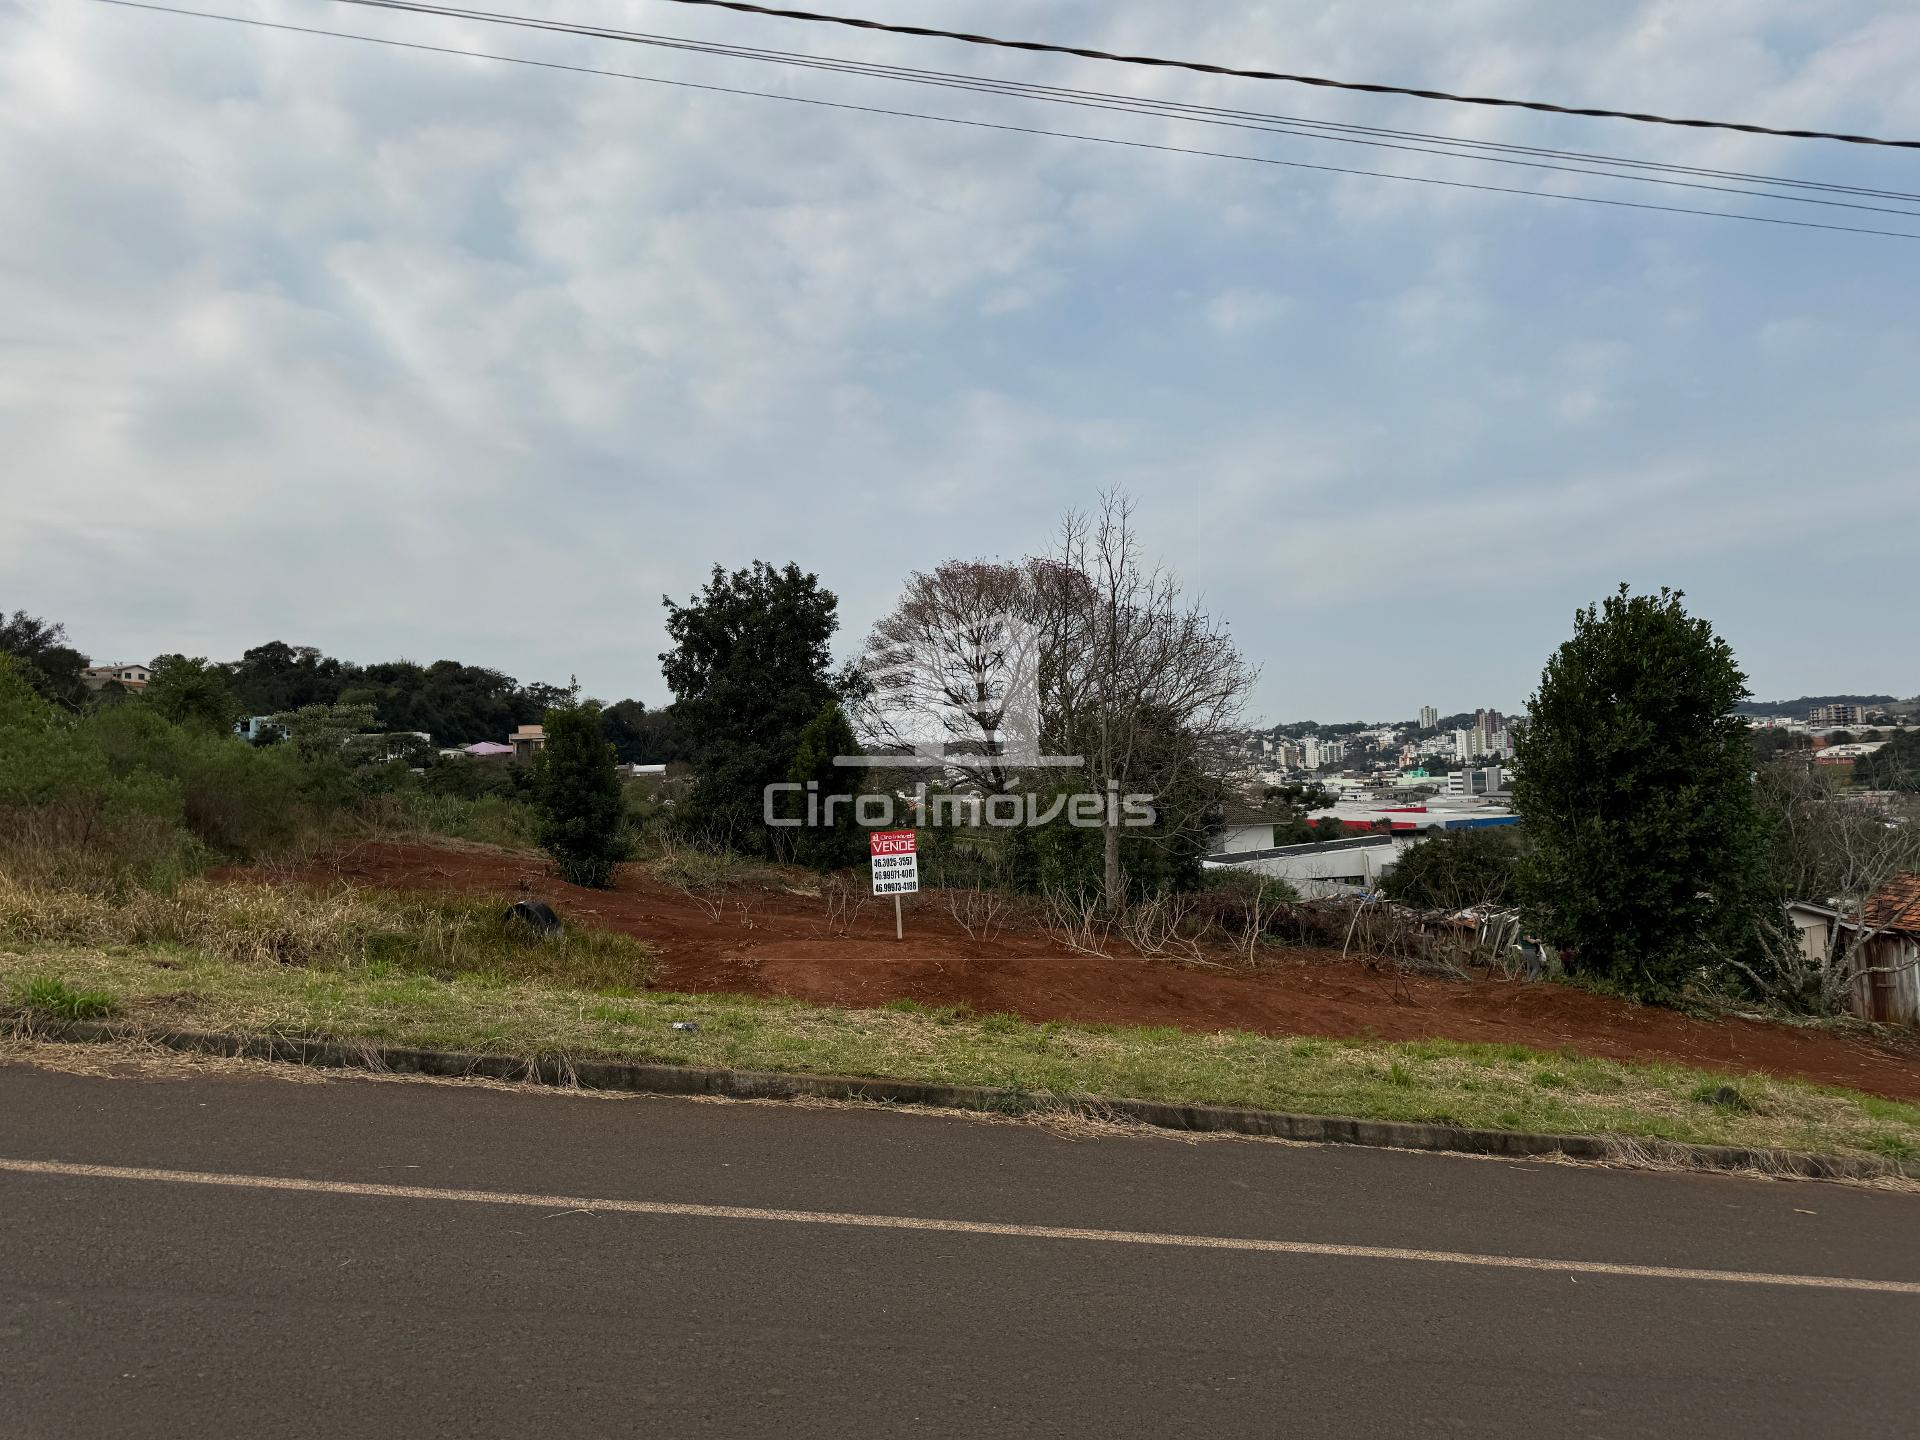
[3,0,1917,723]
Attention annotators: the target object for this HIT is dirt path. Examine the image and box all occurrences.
[244,842,1920,1103]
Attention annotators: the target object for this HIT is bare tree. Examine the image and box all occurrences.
[1738,764,1920,1013]
[856,493,1256,911]
[1038,492,1258,908]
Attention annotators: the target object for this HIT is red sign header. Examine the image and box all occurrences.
[869,829,918,857]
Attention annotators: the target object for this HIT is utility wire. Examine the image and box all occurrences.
[83,0,1920,240]
[481,22,1920,218]
[603,35,1920,206]
[574,28,1920,205]
[312,0,1920,216]
[487,0,1920,150]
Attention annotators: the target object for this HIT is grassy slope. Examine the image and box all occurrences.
[4,935,1916,1166]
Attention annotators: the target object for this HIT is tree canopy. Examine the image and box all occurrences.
[0,610,87,707]
[1512,585,1769,1000]
[661,561,850,850]
[146,655,241,733]
[1380,827,1527,910]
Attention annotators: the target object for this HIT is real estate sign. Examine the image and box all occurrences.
[868,829,919,896]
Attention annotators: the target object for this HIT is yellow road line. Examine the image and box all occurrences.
[4,1155,1915,1294]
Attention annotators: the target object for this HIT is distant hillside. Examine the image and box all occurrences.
[1735,694,1899,717]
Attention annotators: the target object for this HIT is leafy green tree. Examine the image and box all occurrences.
[1264,781,1333,810]
[661,561,848,852]
[1749,727,1811,761]
[1381,827,1528,909]
[227,641,350,714]
[534,701,629,888]
[146,656,241,733]
[1512,585,1769,1000]
[0,655,108,806]
[0,610,88,707]
[602,698,693,765]
[272,702,378,763]
[787,702,869,871]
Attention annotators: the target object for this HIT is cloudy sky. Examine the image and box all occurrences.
[4,0,1917,721]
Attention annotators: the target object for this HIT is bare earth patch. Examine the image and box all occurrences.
[223,841,1920,1104]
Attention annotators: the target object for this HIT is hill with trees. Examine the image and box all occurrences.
[1734,694,1898,717]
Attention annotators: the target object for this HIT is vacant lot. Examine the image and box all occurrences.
[222,841,1920,1104]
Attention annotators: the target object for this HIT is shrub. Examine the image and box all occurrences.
[787,702,869,872]
[81,702,320,857]
[1380,828,1528,910]
[535,702,629,888]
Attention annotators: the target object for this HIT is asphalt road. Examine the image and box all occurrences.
[2,1062,1917,1438]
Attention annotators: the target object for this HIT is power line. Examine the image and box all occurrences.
[312,0,1920,217]
[574,29,1920,207]
[435,19,1920,219]
[616,0,1920,150]
[82,0,1920,241]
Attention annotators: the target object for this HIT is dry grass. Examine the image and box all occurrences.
[0,875,654,992]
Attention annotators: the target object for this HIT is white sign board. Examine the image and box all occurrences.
[869,829,920,896]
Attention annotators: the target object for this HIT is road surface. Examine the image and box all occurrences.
[2,1061,1916,1437]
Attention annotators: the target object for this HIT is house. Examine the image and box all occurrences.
[80,662,151,692]
[1209,805,1293,855]
[461,741,514,761]
[344,731,433,764]
[235,715,281,743]
[616,762,669,779]
[1786,873,1920,1026]
[510,724,546,765]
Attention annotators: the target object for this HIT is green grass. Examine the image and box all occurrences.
[1,929,1916,1167]
[10,975,117,1021]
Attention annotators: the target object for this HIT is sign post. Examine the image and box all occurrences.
[868,829,919,942]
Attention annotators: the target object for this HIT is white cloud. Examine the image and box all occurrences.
[1204,288,1293,334]
[2,0,1917,715]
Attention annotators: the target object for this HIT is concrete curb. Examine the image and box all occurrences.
[13,1019,1916,1183]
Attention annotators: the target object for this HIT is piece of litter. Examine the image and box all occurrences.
[1794,1208,1817,1215]
[671,1021,701,1033]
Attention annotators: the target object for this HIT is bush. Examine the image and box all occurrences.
[534,702,629,888]
[0,657,110,807]
[786,702,870,872]
[422,756,521,801]
[80,701,320,857]
[1380,828,1528,910]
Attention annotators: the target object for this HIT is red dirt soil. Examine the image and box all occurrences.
[243,842,1920,1104]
